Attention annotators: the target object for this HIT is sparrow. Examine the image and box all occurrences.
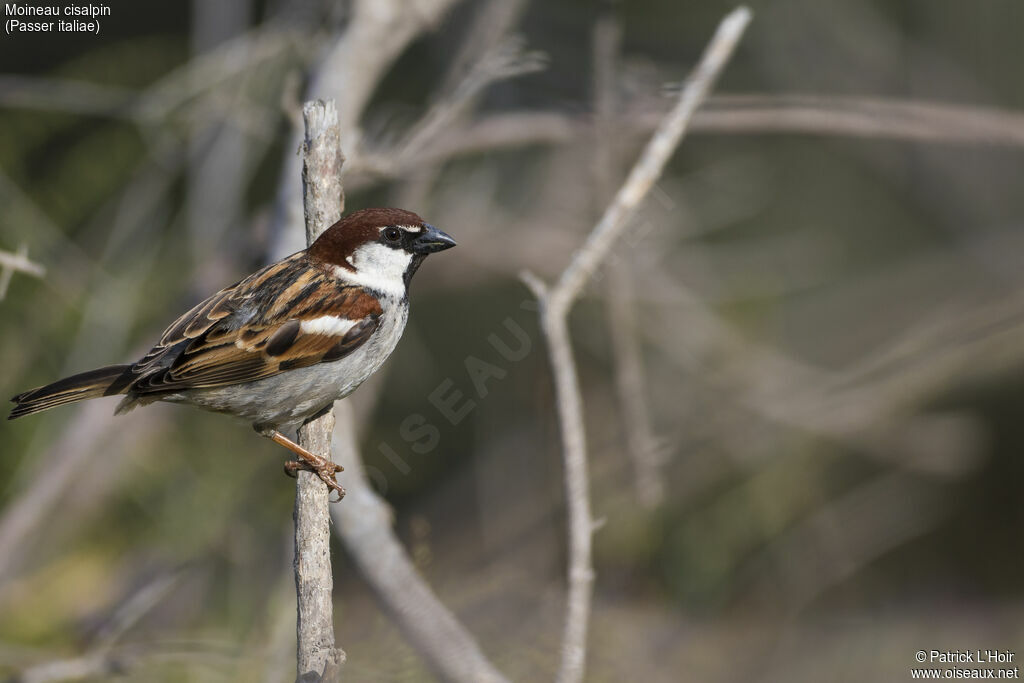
[9,207,456,499]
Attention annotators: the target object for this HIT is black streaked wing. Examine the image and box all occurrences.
[322,317,379,362]
[123,255,383,395]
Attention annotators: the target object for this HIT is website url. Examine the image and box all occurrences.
[911,668,1020,679]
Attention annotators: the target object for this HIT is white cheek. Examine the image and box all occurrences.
[351,243,412,275]
[333,243,411,298]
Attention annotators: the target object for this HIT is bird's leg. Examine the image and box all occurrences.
[257,427,345,501]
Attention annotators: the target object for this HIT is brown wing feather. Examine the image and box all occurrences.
[323,317,379,362]
[124,255,383,395]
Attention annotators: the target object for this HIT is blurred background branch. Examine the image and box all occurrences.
[522,8,752,682]
[0,245,45,301]
[329,401,509,683]
[592,9,665,509]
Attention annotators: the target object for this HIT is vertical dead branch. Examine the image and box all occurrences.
[520,8,752,683]
[267,5,507,679]
[294,99,345,682]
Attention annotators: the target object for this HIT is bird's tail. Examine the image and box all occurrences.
[8,365,132,419]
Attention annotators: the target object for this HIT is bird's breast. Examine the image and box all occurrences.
[177,299,410,428]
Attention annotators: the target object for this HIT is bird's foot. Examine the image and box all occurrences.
[259,427,346,502]
[284,459,346,502]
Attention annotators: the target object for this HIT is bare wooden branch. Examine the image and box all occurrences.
[0,244,45,276]
[346,94,1024,190]
[0,74,141,120]
[270,0,462,260]
[294,99,345,682]
[551,8,752,316]
[10,570,181,682]
[301,102,345,245]
[0,28,304,129]
[0,154,193,586]
[591,12,664,508]
[437,0,530,96]
[11,652,124,683]
[8,641,241,683]
[261,5,507,680]
[0,244,45,300]
[394,35,546,167]
[520,8,752,683]
[697,93,1024,144]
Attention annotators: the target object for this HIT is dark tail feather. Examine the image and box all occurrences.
[8,365,132,419]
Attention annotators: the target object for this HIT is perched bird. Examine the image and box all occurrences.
[9,207,456,498]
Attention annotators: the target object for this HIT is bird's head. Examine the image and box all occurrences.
[308,207,456,297]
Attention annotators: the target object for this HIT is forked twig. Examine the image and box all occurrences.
[520,8,752,683]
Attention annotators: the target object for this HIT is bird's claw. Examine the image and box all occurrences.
[284,459,346,502]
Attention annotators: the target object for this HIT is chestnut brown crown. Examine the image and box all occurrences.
[306,207,454,269]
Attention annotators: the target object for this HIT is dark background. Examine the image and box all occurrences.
[2,1,1023,680]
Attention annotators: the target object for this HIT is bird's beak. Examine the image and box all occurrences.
[412,224,457,254]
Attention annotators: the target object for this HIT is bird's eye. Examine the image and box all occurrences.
[383,227,402,243]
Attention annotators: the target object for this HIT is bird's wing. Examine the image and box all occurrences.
[119,254,382,395]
